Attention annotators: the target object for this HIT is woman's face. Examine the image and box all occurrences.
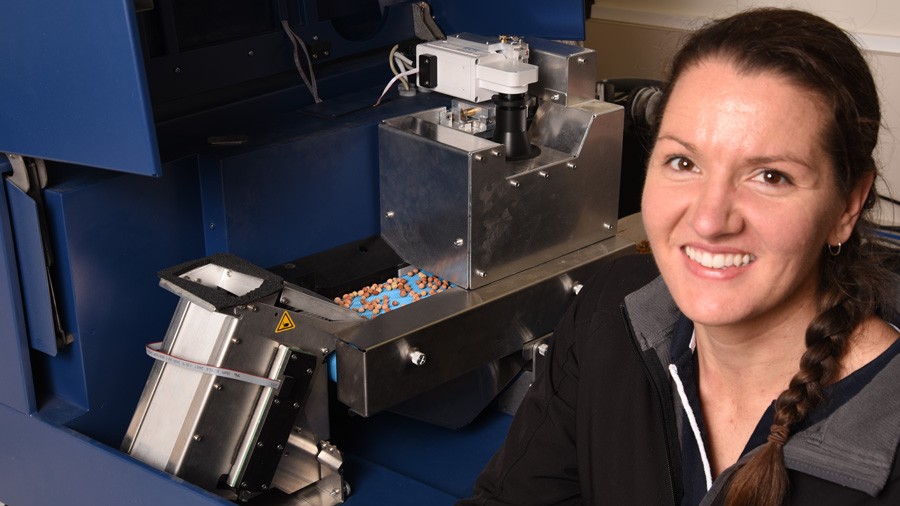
[642,59,867,332]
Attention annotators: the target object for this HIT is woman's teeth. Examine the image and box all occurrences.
[684,246,755,269]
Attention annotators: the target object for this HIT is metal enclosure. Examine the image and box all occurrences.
[380,38,623,290]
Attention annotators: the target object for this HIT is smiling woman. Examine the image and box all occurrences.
[456,8,900,506]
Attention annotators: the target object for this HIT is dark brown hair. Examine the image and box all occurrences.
[654,8,896,506]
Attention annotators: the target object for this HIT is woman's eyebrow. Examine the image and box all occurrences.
[745,154,814,170]
[656,134,698,152]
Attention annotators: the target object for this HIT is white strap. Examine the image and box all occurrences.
[146,342,281,390]
[669,363,713,490]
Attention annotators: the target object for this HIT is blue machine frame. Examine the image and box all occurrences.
[0,0,587,503]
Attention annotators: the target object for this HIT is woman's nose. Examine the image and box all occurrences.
[688,177,744,239]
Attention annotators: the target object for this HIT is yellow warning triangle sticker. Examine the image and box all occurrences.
[275,311,296,333]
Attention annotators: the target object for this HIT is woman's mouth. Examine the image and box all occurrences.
[684,246,755,269]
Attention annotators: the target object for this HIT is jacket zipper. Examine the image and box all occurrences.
[620,302,679,506]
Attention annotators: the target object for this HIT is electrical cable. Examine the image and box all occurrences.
[281,19,323,103]
[389,44,409,90]
[374,67,419,107]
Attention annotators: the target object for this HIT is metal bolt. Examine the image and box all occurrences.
[573,283,584,295]
[321,347,329,355]
[281,297,289,304]
[241,481,248,488]
[261,484,268,491]
[492,150,502,157]
[232,338,241,345]
[474,154,484,162]
[247,304,258,312]
[312,54,318,59]
[193,434,202,442]
[291,354,298,361]
[509,180,520,188]
[306,368,313,375]
[209,222,216,229]
[257,441,264,448]
[273,398,281,405]
[323,51,330,56]
[225,270,232,277]
[538,170,549,179]
[551,93,560,101]
[293,402,301,409]
[330,489,340,497]
[385,211,395,219]
[409,350,426,366]
[567,162,577,170]
[174,67,181,73]
[476,270,487,278]
[537,343,549,356]
[213,383,223,391]
[454,238,464,247]
[576,57,586,64]
[8,154,17,159]
[603,223,613,230]
[277,444,284,450]
[313,35,319,40]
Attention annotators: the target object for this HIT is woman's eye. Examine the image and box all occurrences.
[754,169,790,185]
[666,157,695,171]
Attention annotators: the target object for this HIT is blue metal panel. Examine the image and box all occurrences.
[0,167,37,414]
[0,404,233,506]
[36,160,205,444]
[337,410,514,499]
[5,181,60,356]
[0,0,161,176]
[430,0,586,40]
[220,125,381,268]
[198,156,231,255]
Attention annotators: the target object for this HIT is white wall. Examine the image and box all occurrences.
[586,0,900,223]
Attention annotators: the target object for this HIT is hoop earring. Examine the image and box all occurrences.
[828,242,842,256]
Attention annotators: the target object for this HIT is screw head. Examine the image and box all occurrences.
[385,211,395,219]
[409,350,427,366]
[454,238,464,247]
[193,434,202,442]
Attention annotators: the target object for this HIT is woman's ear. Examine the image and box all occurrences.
[829,171,875,245]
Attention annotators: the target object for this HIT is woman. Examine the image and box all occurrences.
[457,8,900,506]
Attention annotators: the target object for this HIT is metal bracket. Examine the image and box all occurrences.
[5,153,47,194]
[270,429,347,505]
[4,153,73,351]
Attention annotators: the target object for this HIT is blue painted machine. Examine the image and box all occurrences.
[0,1,631,504]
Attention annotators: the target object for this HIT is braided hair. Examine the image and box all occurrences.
[652,8,897,506]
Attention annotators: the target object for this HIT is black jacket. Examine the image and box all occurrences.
[457,254,900,505]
